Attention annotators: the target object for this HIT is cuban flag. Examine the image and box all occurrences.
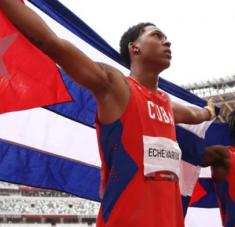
[0,0,233,226]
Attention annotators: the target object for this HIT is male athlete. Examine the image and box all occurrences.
[0,1,215,226]
[203,111,235,227]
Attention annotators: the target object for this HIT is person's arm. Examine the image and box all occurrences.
[203,145,231,182]
[172,100,216,124]
[0,0,120,95]
[202,145,229,167]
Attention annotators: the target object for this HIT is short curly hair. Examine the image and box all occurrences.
[119,22,155,68]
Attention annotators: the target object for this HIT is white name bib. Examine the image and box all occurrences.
[143,136,182,177]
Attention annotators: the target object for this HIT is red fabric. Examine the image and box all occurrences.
[227,146,235,202]
[0,7,71,114]
[96,77,184,227]
[189,181,207,205]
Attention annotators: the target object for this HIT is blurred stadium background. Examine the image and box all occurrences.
[183,75,235,122]
[0,181,99,226]
[0,75,235,226]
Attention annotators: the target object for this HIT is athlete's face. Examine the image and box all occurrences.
[133,25,172,70]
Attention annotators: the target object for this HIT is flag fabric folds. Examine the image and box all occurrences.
[0,0,232,217]
[0,8,71,114]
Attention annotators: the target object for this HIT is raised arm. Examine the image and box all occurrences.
[172,100,216,124]
[0,0,123,95]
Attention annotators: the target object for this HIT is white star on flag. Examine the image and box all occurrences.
[0,33,18,79]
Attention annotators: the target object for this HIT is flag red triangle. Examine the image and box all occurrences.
[0,6,71,114]
[190,181,208,205]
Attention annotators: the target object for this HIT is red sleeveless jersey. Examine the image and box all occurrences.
[96,77,184,227]
[215,146,235,227]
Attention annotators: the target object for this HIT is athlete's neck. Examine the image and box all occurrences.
[130,65,159,92]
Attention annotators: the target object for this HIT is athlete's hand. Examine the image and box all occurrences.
[204,99,216,120]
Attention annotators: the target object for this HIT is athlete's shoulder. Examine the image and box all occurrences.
[97,62,124,79]
[96,62,130,90]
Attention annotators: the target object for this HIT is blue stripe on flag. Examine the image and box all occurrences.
[205,121,234,146]
[191,178,218,208]
[45,69,96,126]
[0,139,101,201]
[176,126,206,166]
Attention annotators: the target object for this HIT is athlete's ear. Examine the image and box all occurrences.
[128,42,140,56]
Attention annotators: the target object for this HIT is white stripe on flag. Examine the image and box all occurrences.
[200,167,212,178]
[0,108,101,167]
[185,207,222,227]
[179,160,201,196]
[178,120,214,139]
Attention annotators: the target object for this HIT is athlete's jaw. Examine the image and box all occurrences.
[163,48,172,59]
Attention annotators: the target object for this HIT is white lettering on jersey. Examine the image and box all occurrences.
[147,101,156,119]
[143,136,182,177]
[147,101,174,125]
[160,106,170,123]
